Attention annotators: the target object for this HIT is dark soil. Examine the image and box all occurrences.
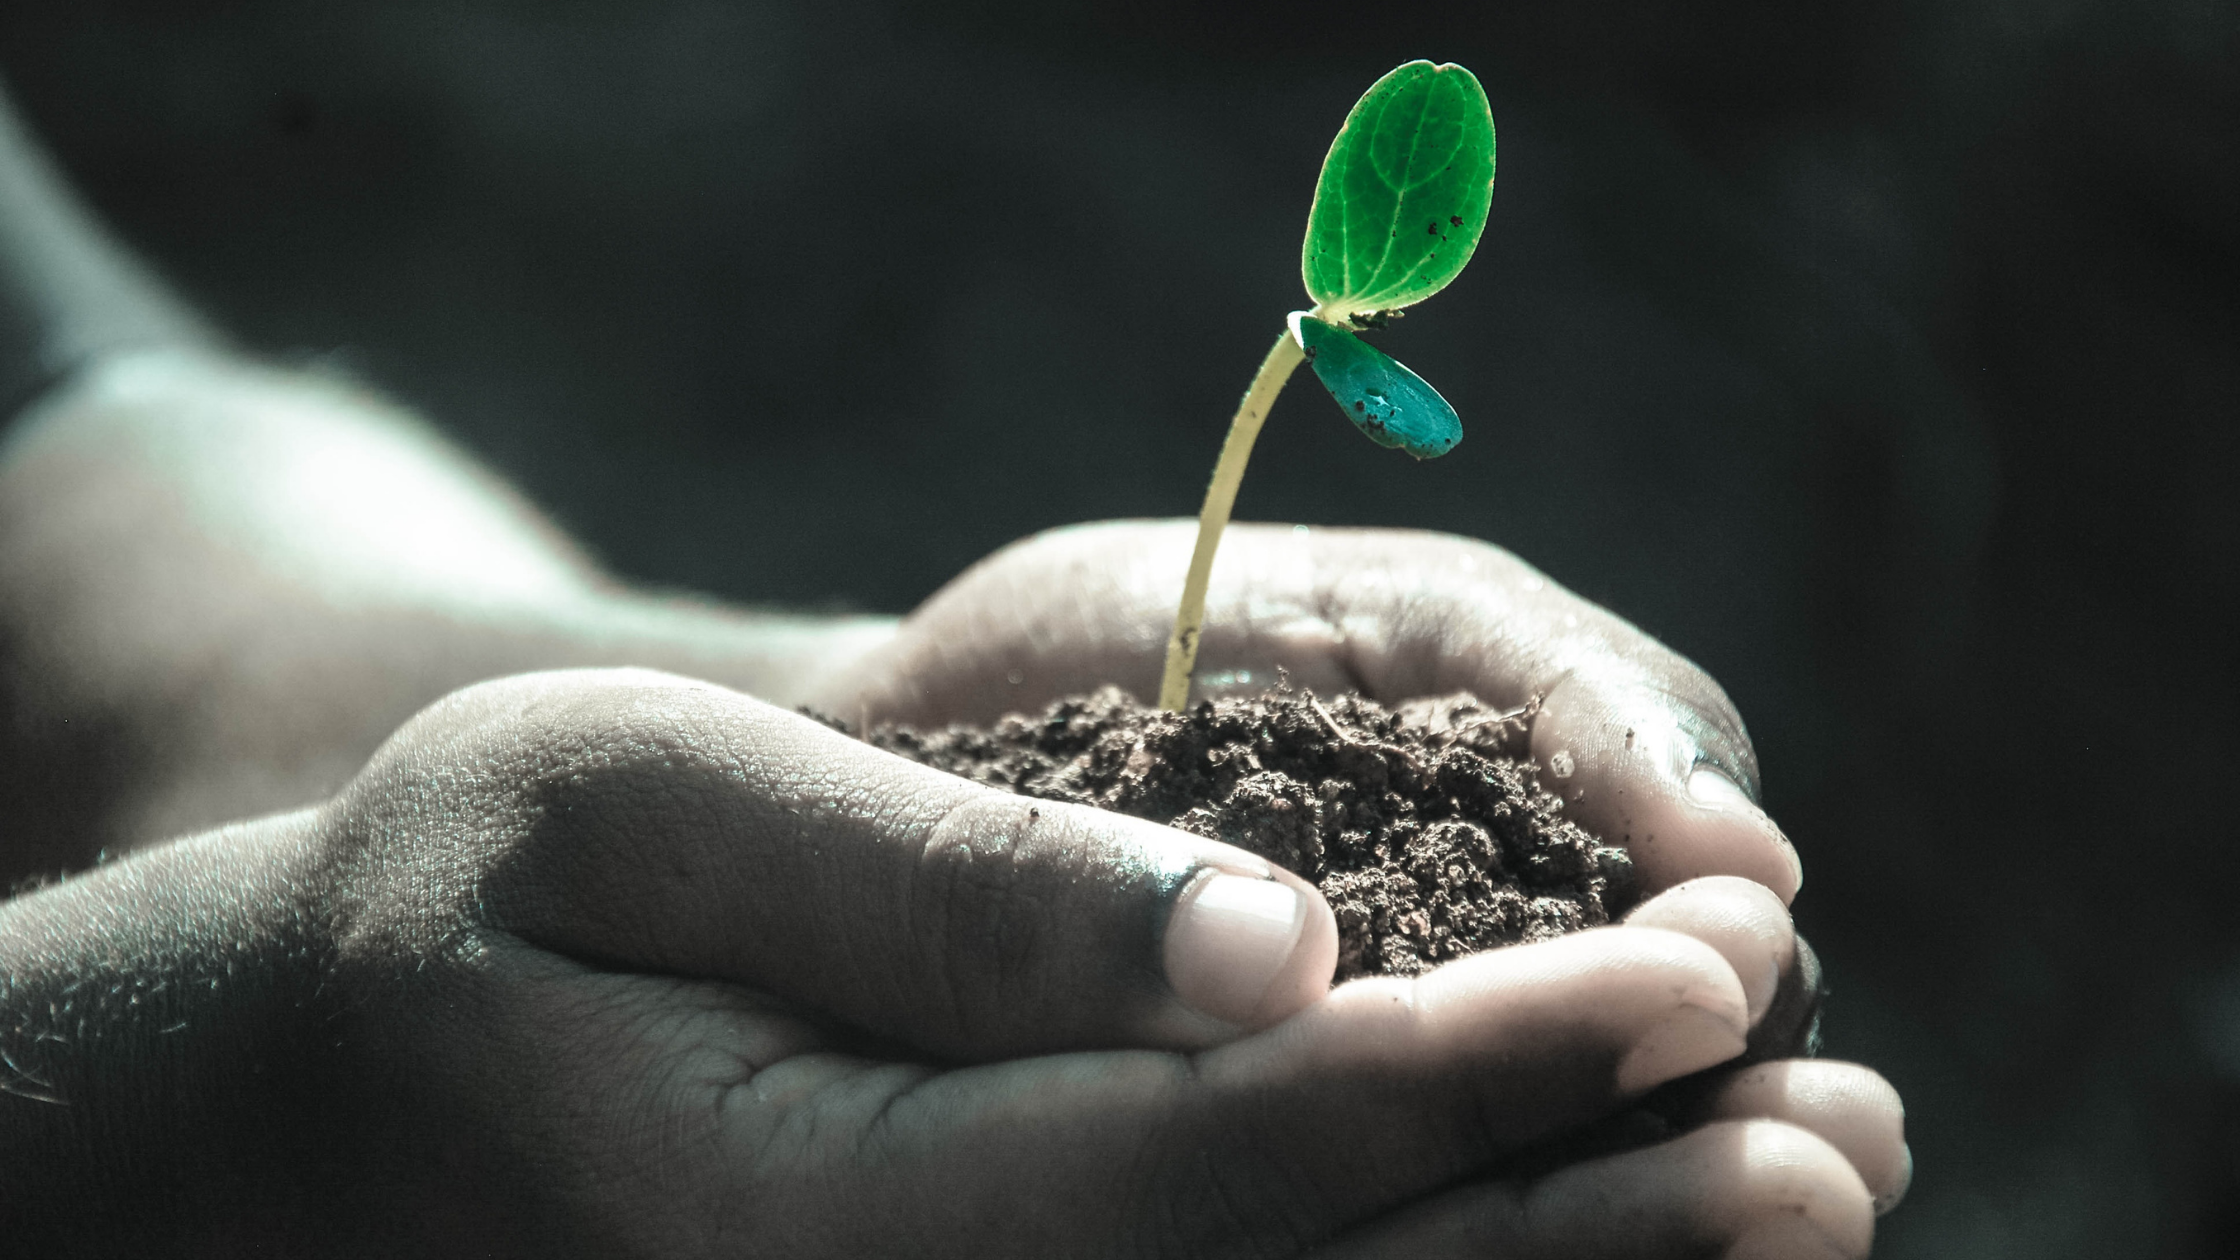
[842,682,1637,981]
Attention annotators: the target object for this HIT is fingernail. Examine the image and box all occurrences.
[1164,872,1309,1026]
[1687,765,1757,811]
[1613,998,1749,1094]
[1720,1219,1856,1260]
[1689,767,1804,897]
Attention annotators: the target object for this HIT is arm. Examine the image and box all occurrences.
[0,83,1905,1254]
[2,669,1902,1257]
[0,79,209,420]
[0,83,893,879]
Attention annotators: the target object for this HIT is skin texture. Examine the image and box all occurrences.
[0,352,894,874]
[4,666,1899,1257]
[0,83,1903,1258]
[824,518,1803,901]
[0,361,1907,1252]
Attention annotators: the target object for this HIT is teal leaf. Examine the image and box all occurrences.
[1290,313,1461,459]
[1301,61,1496,319]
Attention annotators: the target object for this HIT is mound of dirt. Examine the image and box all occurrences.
[844,683,1636,981]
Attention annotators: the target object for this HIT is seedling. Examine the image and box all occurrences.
[1156,60,1497,710]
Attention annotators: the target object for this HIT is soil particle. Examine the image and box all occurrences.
[842,682,1638,981]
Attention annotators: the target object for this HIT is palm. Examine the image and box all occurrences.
[504,917,1800,1258]
[489,541,1861,1253]
[280,543,1891,1258]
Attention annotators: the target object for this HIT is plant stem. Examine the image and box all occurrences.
[1158,326,1307,710]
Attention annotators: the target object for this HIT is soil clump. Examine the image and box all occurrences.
[842,683,1637,981]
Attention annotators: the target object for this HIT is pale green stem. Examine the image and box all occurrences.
[1158,326,1307,710]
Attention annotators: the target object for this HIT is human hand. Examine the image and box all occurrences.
[3,667,1901,1256]
[816,520,1801,904]
[805,520,1907,1239]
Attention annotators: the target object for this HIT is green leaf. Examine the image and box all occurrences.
[1290,313,1462,459]
[1300,61,1495,320]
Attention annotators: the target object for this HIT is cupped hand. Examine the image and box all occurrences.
[814,520,1801,904]
[3,523,1909,1256]
[270,668,1892,1255]
[793,519,1903,1245]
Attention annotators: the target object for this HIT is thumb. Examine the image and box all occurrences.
[349,669,1338,1059]
[1531,664,1802,902]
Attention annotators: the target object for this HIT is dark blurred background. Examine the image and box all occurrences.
[2,0,2233,1253]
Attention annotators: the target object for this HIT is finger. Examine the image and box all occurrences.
[1749,929,1826,1061]
[1236,524,1800,903]
[331,668,1338,1060]
[1622,876,1795,1025]
[1311,1119,1874,1259]
[1196,927,1753,1172]
[1532,667,1801,901]
[1687,1061,1912,1216]
[477,918,1779,1255]
[817,522,1801,904]
[745,924,1766,1253]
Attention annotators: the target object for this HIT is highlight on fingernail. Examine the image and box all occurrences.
[1688,766,1804,898]
[1163,871,1312,1027]
[1687,766,1759,812]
